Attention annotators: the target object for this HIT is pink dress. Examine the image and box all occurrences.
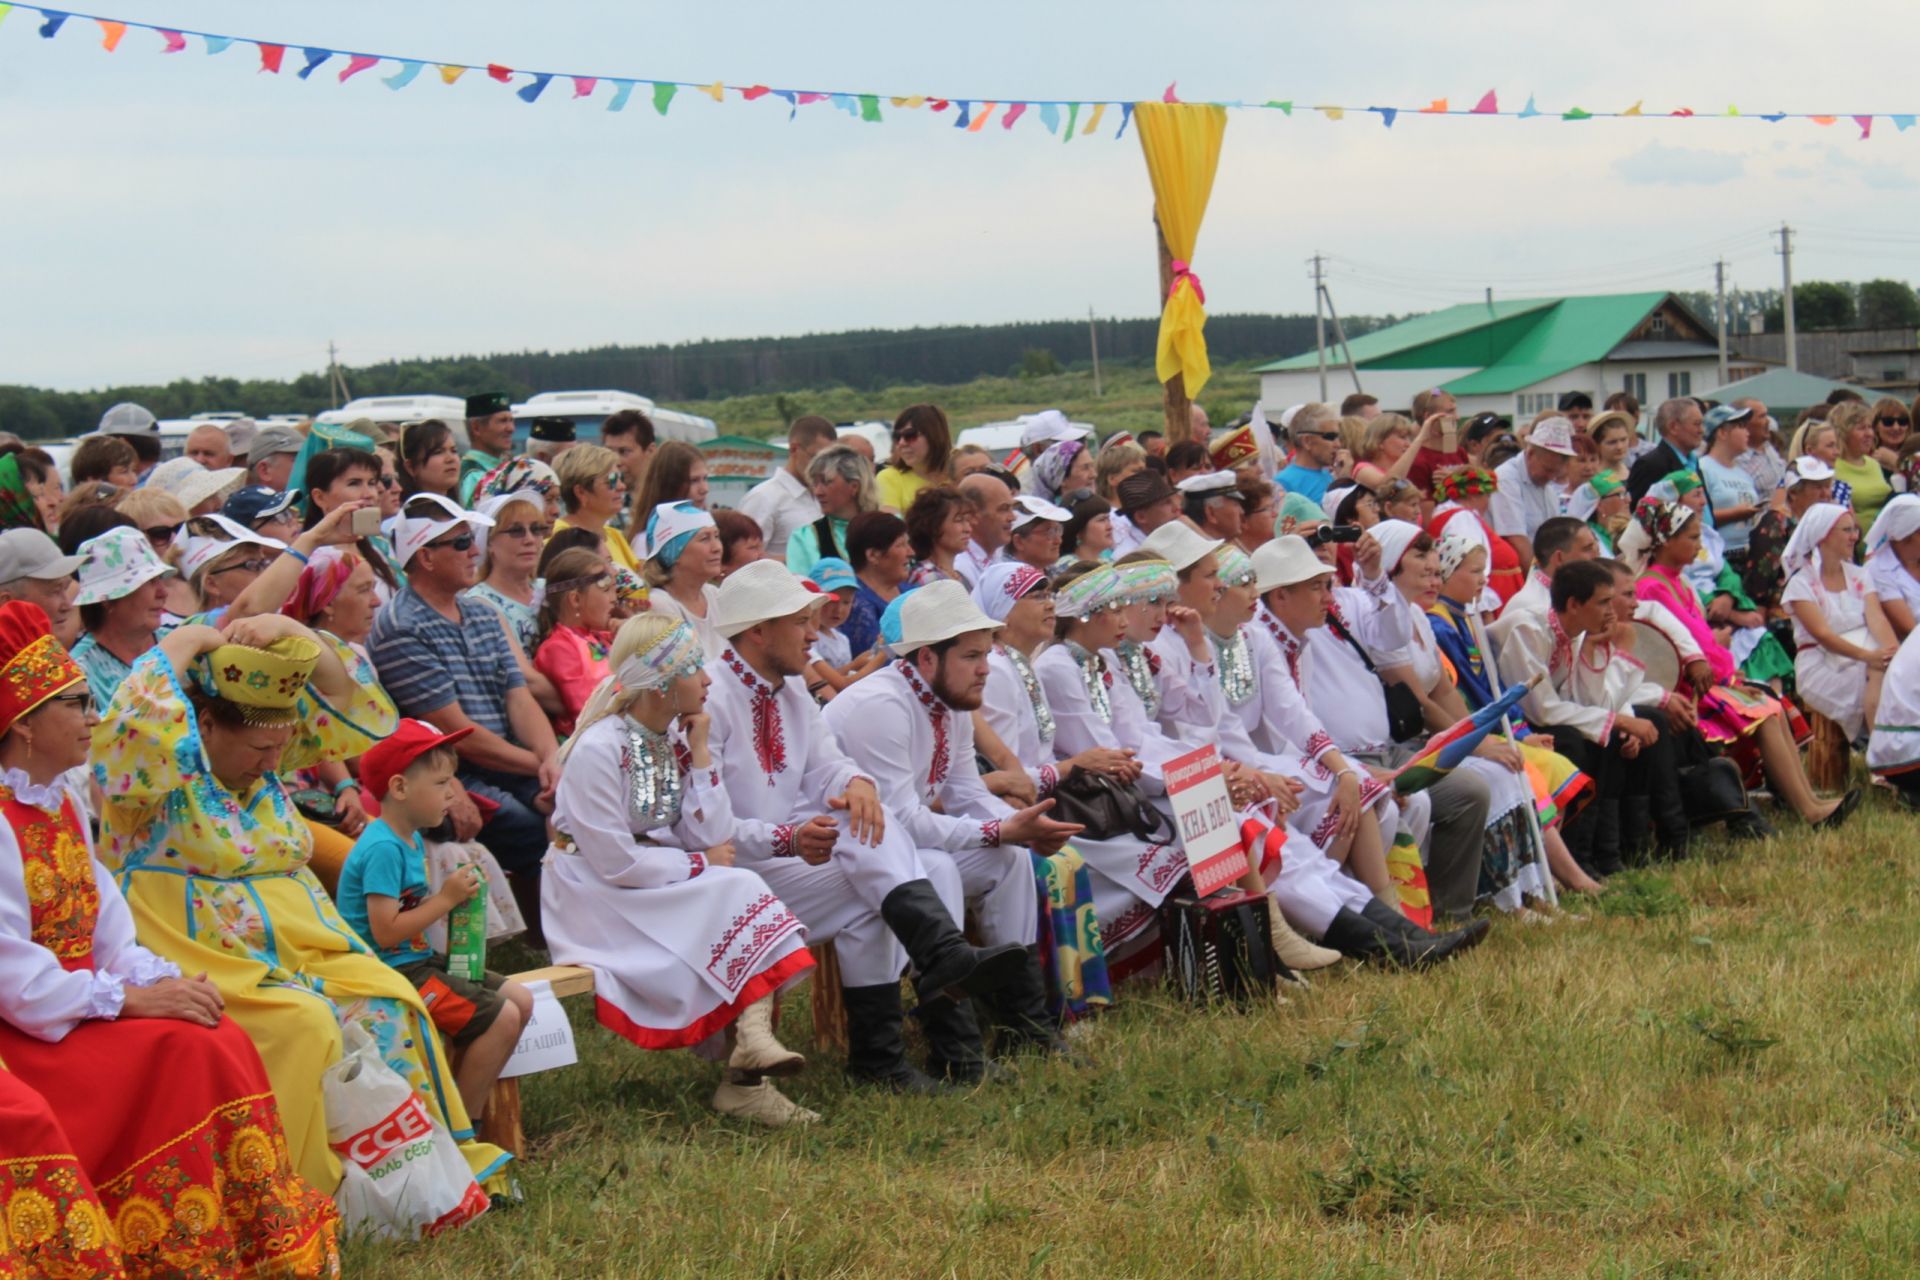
[1634,565,1798,748]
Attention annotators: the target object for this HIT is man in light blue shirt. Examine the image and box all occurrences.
[1273,404,1340,507]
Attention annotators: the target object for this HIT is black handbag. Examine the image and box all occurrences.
[1049,769,1177,845]
[1323,612,1426,743]
[1679,758,1750,824]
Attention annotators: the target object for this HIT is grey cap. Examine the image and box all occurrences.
[222,417,259,458]
[0,529,84,583]
[247,423,304,465]
[99,402,158,436]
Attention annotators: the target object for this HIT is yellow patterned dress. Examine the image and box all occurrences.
[92,650,509,1194]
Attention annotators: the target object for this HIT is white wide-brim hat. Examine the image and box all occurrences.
[713,559,824,638]
[1139,519,1223,572]
[1252,535,1335,592]
[893,580,1001,653]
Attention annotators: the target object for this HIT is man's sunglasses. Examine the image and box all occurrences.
[496,523,552,540]
[425,533,475,553]
[1299,431,1342,442]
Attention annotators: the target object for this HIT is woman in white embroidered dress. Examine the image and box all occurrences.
[1781,502,1897,742]
[543,614,818,1128]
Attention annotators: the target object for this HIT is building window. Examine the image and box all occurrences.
[1514,392,1559,418]
[1623,372,1647,403]
[1649,314,1669,335]
[1668,371,1691,398]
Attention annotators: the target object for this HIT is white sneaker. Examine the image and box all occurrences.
[712,1080,821,1128]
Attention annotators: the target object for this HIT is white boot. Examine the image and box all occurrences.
[727,995,805,1080]
[1268,899,1343,973]
[712,1079,821,1128]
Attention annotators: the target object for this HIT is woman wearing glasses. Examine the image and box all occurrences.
[875,403,953,516]
[467,490,551,654]
[553,444,641,574]
[1830,401,1895,532]
[1870,397,1912,473]
[115,487,201,625]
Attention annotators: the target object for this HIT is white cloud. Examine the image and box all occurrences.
[1612,143,1746,186]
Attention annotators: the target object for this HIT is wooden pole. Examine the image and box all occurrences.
[1156,216,1192,444]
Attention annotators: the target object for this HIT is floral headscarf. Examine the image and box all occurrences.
[1432,467,1497,503]
[1619,497,1698,571]
[1031,440,1085,503]
[0,454,41,532]
[1435,532,1482,579]
[280,546,360,625]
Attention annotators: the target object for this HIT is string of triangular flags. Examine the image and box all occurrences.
[6,6,1914,141]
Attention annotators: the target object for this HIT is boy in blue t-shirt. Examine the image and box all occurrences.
[337,719,533,1121]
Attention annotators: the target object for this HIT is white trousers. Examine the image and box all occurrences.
[923,843,1039,949]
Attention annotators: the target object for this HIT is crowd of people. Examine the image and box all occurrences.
[3,380,1915,1273]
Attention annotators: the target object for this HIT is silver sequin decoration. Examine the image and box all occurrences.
[1065,640,1113,725]
[1005,646,1055,747]
[1211,630,1256,707]
[623,720,684,833]
[1114,641,1161,720]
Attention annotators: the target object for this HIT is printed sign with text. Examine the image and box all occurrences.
[1163,744,1246,897]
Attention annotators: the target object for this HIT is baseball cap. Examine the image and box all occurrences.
[148,457,246,513]
[1009,494,1072,532]
[807,556,858,594]
[98,402,158,436]
[0,529,82,583]
[713,559,824,638]
[1461,413,1508,446]
[394,494,494,568]
[360,719,475,801]
[247,424,304,466]
[892,580,1001,654]
[179,514,287,580]
[1703,404,1754,441]
[222,486,303,528]
[1788,455,1836,484]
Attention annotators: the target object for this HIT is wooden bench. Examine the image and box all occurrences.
[1807,709,1850,794]
[480,965,595,1158]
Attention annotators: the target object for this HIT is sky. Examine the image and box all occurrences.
[4,0,1920,393]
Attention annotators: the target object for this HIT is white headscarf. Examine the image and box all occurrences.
[1370,518,1426,578]
[1865,494,1920,566]
[1781,501,1850,579]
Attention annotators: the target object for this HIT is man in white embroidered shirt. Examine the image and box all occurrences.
[825,581,1084,1063]
[704,561,1028,1092]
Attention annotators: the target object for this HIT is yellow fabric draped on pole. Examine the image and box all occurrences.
[1134,101,1226,398]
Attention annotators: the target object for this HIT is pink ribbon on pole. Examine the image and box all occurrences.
[1168,259,1206,305]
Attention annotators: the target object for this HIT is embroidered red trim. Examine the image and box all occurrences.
[593,948,816,1051]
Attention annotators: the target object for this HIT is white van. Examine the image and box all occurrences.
[311,395,472,450]
[513,390,716,446]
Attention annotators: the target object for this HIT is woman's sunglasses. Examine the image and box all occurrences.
[212,556,277,577]
[1880,415,1911,428]
[144,523,183,547]
[496,523,552,540]
[893,427,922,443]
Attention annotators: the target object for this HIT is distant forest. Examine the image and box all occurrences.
[0,312,1394,440]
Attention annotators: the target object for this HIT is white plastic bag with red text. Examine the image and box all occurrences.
[323,1023,489,1240]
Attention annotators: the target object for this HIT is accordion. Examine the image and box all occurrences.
[1159,890,1279,1004]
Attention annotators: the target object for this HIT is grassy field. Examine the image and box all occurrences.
[346,787,1920,1279]
[674,361,1267,441]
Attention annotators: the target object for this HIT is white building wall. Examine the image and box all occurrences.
[1258,368,1478,415]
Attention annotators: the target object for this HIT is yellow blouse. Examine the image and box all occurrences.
[553,518,641,573]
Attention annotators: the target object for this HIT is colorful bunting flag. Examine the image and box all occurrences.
[0,13,1904,146]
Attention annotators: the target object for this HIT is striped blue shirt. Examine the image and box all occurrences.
[368,586,524,736]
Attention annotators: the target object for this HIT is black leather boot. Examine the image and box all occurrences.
[984,947,1073,1058]
[1617,794,1652,868]
[842,983,947,1095]
[880,880,1028,1005]
[1320,898,1490,969]
[1586,798,1623,879]
[915,994,1008,1085]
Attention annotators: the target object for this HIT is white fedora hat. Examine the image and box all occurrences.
[1139,519,1223,572]
[1252,535,1335,592]
[893,580,1001,654]
[713,559,823,638]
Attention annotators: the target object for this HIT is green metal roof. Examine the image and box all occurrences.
[1256,291,1676,395]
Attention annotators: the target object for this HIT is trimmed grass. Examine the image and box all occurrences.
[347,792,1920,1278]
[675,362,1267,441]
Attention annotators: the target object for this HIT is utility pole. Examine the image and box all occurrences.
[1311,254,1328,401]
[1322,282,1363,395]
[326,340,351,409]
[1776,224,1797,372]
[1087,307,1102,398]
[1714,259,1729,387]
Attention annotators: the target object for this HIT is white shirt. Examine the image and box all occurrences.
[648,584,724,661]
[735,468,821,563]
[822,663,1011,850]
[955,540,995,589]
[982,648,1061,797]
[704,647,868,861]
[1300,577,1418,754]
[0,770,178,1040]
[1109,513,1146,558]
[1488,453,1558,542]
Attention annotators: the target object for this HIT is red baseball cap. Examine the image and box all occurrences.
[359,719,474,801]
